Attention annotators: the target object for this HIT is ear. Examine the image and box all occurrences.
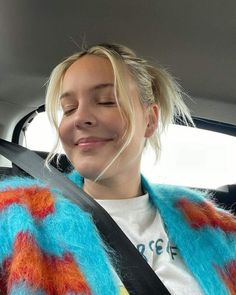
[144,104,158,138]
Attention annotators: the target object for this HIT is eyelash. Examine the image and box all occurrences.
[98,101,116,106]
[63,108,76,116]
[62,100,116,116]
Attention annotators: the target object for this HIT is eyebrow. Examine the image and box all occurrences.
[59,83,114,100]
[92,83,114,90]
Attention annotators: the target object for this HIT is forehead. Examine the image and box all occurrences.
[63,55,115,88]
[61,54,139,102]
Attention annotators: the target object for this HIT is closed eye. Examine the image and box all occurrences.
[98,101,116,106]
[63,108,77,116]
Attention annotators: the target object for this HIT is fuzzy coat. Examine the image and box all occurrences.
[0,171,235,295]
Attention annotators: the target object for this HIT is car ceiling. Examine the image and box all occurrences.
[0,0,236,125]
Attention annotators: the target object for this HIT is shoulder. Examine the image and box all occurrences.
[0,175,55,219]
[143,178,236,232]
[142,176,206,205]
[0,175,44,191]
[0,174,90,221]
[0,175,95,249]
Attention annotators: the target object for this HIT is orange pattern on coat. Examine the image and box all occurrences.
[0,187,54,218]
[3,231,91,294]
[176,198,236,232]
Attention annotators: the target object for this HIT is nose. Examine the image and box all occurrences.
[73,105,97,128]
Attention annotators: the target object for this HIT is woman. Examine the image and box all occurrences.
[0,43,235,295]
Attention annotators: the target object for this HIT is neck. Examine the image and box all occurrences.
[83,173,143,200]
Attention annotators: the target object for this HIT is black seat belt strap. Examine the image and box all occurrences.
[0,138,170,295]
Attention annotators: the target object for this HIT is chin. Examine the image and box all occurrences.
[73,164,103,181]
[71,154,114,182]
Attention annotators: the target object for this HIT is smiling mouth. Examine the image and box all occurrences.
[76,138,113,151]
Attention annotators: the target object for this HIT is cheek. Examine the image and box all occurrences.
[113,111,128,131]
[59,118,73,147]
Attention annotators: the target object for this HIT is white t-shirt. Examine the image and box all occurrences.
[97,194,203,295]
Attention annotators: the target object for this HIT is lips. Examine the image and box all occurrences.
[75,137,113,150]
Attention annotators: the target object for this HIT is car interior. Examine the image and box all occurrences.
[0,1,235,214]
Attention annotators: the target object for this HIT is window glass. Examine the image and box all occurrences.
[23,112,59,152]
[141,126,236,189]
[23,112,236,189]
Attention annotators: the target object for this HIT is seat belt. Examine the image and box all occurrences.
[0,138,170,295]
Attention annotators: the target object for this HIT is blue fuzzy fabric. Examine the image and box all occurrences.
[40,197,118,295]
[10,281,45,295]
[142,176,233,295]
[0,171,235,294]
[67,171,236,294]
[0,174,118,295]
[0,176,44,191]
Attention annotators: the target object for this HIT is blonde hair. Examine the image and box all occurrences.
[45,43,193,174]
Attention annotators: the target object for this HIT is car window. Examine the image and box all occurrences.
[23,112,236,190]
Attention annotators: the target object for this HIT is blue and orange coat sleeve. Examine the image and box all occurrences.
[0,184,91,294]
[176,197,236,294]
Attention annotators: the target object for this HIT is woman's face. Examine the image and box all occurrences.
[59,54,157,181]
